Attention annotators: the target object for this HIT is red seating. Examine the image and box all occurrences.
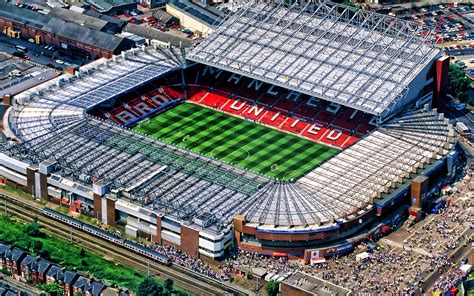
[108,107,138,125]
[294,104,319,119]
[280,118,309,134]
[237,83,264,102]
[258,95,279,106]
[341,134,362,149]
[126,98,154,117]
[222,98,250,115]
[301,122,327,141]
[315,110,335,125]
[243,104,268,121]
[173,73,380,149]
[188,89,211,103]
[356,120,376,134]
[200,91,230,109]
[319,128,350,147]
[161,86,183,99]
[273,98,298,113]
[332,109,363,130]
[259,110,287,128]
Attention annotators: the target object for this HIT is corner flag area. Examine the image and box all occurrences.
[133,103,338,181]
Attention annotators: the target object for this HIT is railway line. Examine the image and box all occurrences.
[0,194,250,296]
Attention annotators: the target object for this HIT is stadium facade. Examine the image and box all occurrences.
[0,1,459,262]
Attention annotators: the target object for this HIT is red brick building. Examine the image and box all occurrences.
[0,3,134,59]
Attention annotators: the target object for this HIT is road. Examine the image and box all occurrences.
[0,35,84,71]
[0,276,44,296]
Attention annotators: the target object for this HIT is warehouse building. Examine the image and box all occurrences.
[81,0,138,15]
[166,0,221,34]
[0,3,134,59]
[49,7,124,34]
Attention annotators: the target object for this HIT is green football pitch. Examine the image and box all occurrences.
[133,103,338,181]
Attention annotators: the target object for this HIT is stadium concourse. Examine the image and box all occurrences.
[0,1,458,262]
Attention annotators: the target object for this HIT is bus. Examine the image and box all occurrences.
[15,45,28,53]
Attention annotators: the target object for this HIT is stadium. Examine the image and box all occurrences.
[0,1,459,262]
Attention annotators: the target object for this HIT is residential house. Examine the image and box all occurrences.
[9,248,26,278]
[0,244,10,270]
[63,270,79,296]
[20,254,52,284]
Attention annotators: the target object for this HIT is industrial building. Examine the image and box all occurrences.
[0,4,134,59]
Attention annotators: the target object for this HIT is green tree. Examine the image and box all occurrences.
[25,222,43,238]
[38,283,63,296]
[79,248,86,258]
[163,278,173,295]
[247,271,253,280]
[137,277,163,296]
[31,240,43,254]
[266,280,279,296]
[448,64,471,103]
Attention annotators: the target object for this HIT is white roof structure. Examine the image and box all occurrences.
[243,108,454,229]
[187,1,440,117]
[3,46,453,233]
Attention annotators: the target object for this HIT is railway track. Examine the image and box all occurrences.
[1,194,250,296]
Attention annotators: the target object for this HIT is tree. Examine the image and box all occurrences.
[74,292,84,296]
[266,280,279,296]
[247,271,253,280]
[31,240,43,254]
[38,283,63,296]
[163,278,173,295]
[25,222,43,238]
[79,248,86,258]
[137,277,163,296]
[448,64,471,103]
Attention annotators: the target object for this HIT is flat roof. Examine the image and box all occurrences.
[0,3,127,52]
[168,0,220,26]
[81,0,137,12]
[187,1,439,116]
[49,7,109,31]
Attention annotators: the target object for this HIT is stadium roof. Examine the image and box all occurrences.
[3,46,453,233]
[244,109,454,228]
[187,1,440,117]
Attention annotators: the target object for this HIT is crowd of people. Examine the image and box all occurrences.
[308,183,473,294]
[432,268,467,293]
[403,197,472,258]
[222,250,303,277]
[151,243,230,281]
[309,247,428,294]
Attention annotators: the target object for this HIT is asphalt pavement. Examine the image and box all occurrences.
[0,35,85,71]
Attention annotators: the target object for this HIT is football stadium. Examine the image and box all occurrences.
[0,1,460,261]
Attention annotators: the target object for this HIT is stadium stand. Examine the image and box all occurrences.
[181,65,370,149]
[187,1,439,119]
[0,0,453,260]
[103,88,179,126]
